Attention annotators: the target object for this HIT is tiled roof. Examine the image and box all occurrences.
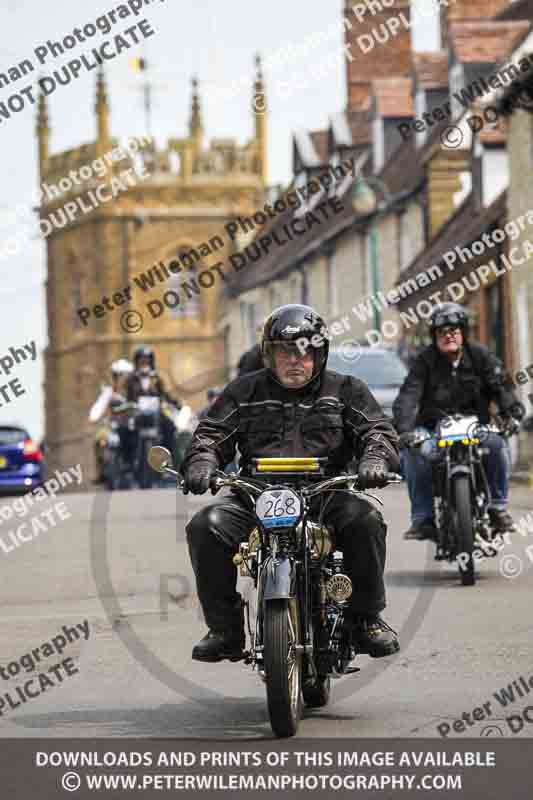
[346,109,372,146]
[497,0,533,22]
[449,21,531,64]
[395,190,508,304]
[413,51,449,89]
[378,116,452,196]
[372,78,414,117]
[225,184,357,297]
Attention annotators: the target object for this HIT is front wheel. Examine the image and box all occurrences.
[453,475,475,586]
[136,437,155,489]
[264,599,302,738]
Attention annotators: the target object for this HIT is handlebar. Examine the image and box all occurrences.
[406,426,511,450]
[169,469,402,498]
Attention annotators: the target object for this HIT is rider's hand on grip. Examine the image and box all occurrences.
[183,460,216,495]
[501,416,521,438]
[357,457,389,489]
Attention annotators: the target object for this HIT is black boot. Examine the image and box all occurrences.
[403,520,437,541]
[192,627,245,663]
[488,509,516,533]
[351,615,400,658]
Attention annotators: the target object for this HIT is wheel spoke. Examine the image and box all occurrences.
[287,609,296,643]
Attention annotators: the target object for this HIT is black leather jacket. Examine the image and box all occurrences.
[393,342,523,434]
[182,368,399,476]
[237,344,264,376]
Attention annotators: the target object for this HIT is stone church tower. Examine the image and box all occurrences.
[39,63,267,481]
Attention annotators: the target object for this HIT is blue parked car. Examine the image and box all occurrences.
[0,425,44,495]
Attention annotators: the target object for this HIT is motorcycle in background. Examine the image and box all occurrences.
[134,395,163,489]
[99,400,137,491]
[406,414,513,586]
[148,446,401,738]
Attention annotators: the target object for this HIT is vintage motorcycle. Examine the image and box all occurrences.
[148,446,400,738]
[99,400,137,491]
[406,414,512,586]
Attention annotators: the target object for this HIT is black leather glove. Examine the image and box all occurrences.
[357,457,389,489]
[183,460,216,495]
[509,402,526,422]
[500,416,521,438]
[398,431,417,449]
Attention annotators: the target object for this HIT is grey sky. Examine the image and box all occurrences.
[0,0,438,441]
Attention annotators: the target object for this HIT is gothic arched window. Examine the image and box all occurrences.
[168,251,201,319]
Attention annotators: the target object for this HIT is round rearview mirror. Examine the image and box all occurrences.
[148,446,172,473]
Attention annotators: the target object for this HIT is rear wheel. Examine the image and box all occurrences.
[453,476,475,586]
[264,599,302,738]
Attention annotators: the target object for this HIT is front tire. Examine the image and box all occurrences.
[264,599,302,738]
[136,438,153,489]
[453,475,475,586]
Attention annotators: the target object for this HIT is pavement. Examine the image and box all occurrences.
[0,481,531,740]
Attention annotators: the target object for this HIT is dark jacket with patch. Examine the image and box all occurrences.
[126,371,179,406]
[182,368,400,476]
[393,342,522,434]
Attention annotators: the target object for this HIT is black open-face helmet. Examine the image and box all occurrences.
[262,304,329,388]
[428,303,469,340]
[133,344,155,371]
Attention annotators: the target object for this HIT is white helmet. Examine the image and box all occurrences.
[110,359,134,377]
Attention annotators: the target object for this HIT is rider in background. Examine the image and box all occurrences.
[236,323,264,376]
[197,387,222,420]
[88,359,133,482]
[126,345,182,461]
[393,303,525,541]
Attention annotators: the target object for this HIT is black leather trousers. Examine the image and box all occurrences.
[186,490,388,633]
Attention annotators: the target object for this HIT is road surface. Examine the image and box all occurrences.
[0,481,532,740]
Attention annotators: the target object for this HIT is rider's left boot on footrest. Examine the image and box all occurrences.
[192,628,246,663]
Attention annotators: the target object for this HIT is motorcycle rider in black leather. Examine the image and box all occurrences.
[182,304,401,663]
[393,303,525,541]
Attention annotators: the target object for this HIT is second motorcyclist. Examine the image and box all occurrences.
[126,345,182,461]
[393,303,525,541]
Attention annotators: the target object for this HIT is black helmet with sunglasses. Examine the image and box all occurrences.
[261,304,329,388]
[428,302,469,339]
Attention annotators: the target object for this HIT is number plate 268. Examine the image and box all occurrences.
[255,489,302,529]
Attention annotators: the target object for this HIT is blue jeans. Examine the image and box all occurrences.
[400,427,510,525]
